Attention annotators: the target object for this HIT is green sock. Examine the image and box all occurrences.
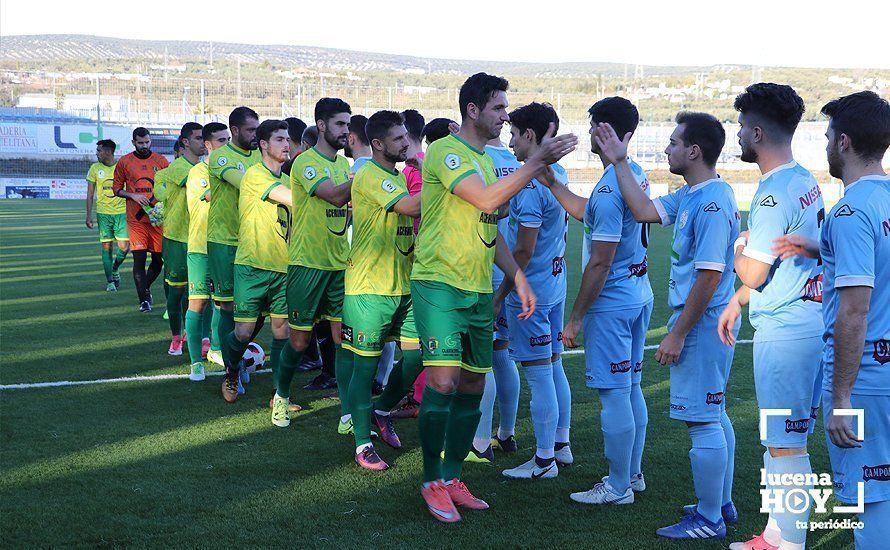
[442,391,483,480]
[223,331,249,373]
[418,385,454,482]
[185,310,203,365]
[270,338,287,391]
[276,342,304,399]
[217,307,235,350]
[112,247,128,273]
[101,247,114,282]
[335,345,354,416]
[347,353,378,447]
[201,305,212,340]
[167,286,186,336]
[375,349,423,412]
[209,304,221,350]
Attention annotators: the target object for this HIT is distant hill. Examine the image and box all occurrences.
[0,34,713,78]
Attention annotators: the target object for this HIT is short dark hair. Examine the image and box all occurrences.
[821,91,890,161]
[256,119,289,145]
[97,139,116,153]
[402,109,425,142]
[202,122,227,141]
[229,106,259,129]
[674,111,726,167]
[302,125,319,147]
[422,118,455,144]
[734,83,805,139]
[133,127,150,139]
[458,72,509,118]
[173,140,182,153]
[349,114,369,145]
[588,97,639,140]
[284,117,307,143]
[365,110,405,143]
[179,122,203,144]
[509,102,559,144]
[314,97,351,124]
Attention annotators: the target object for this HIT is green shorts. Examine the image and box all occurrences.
[187,252,211,300]
[162,238,188,286]
[286,265,344,331]
[233,264,288,322]
[411,280,493,374]
[97,213,128,243]
[207,241,237,301]
[341,294,419,357]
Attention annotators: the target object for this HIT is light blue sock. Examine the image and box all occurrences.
[552,357,571,443]
[721,411,736,505]
[630,382,648,475]
[770,453,812,545]
[857,500,890,550]
[473,371,497,451]
[375,341,396,385]
[492,347,519,437]
[524,364,558,459]
[599,387,635,495]
[688,423,728,524]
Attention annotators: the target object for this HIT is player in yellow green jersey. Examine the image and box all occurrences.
[219,119,296,410]
[275,98,355,412]
[155,122,205,356]
[183,122,229,381]
[85,139,129,291]
[207,107,261,398]
[337,111,423,470]
[412,73,578,523]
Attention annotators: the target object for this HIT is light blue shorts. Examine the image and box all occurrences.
[754,335,823,447]
[506,300,564,363]
[822,391,890,504]
[668,305,739,422]
[583,302,653,389]
[494,301,509,342]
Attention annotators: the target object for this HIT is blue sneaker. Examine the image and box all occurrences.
[239,363,250,385]
[237,376,245,395]
[656,511,726,540]
[682,501,738,525]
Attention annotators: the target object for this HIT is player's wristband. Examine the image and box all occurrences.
[734,236,747,250]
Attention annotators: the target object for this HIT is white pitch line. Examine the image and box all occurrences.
[0,340,755,391]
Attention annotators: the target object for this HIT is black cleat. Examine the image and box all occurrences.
[303,371,337,391]
[493,435,517,453]
[296,357,323,372]
[139,300,152,313]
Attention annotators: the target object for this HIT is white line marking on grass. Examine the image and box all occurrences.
[0,340,755,391]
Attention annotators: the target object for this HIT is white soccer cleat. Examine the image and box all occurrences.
[570,481,634,505]
[189,362,206,382]
[602,473,646,492]
[555,444,574,466]
[502,456,558,479]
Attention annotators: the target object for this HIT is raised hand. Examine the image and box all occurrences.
[771,234,820,260]
[531,123,578,166]
[593,122,631,165]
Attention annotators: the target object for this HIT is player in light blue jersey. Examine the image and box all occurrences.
[775,91,890,550]
[543,97,653,503]
[718,84,824,550]
[595,112,740,540]
[462,138,523,463]
[493,103,572,479]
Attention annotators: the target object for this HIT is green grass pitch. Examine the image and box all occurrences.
[0,200,853,548]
